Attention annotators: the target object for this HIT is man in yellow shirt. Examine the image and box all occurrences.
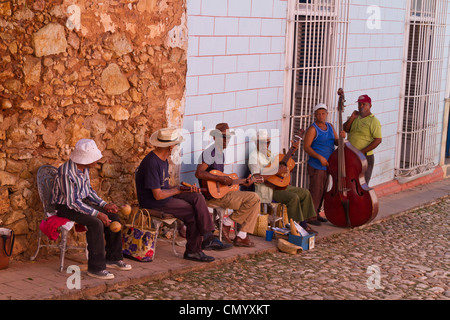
[343,95,382,185]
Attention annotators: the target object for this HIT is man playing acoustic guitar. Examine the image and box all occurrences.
[248,130,318,234]
[196,123,260,247]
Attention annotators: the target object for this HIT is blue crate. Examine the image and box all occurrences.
[288,233,315,251]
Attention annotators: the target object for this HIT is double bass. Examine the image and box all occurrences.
[323,89,378,228]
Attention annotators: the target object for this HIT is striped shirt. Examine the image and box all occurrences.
[51,159,106,217]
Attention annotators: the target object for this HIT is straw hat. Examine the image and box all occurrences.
[150,128,183,147]
[251,130,271,142]
[210,123,235,138]
[70,139,103,165]
[277,238,303,255]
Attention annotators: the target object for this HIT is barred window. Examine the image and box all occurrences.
[284,0,349,187]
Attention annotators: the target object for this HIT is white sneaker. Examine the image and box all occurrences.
[106,260,132,271]
[87,269,115,280]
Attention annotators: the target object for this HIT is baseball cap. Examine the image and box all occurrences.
[313,103,328,113]
[356,95,371,104]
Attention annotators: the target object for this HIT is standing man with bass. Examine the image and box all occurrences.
[343,94,382,185]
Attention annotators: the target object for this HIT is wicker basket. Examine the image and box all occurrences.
[252,213,269,237]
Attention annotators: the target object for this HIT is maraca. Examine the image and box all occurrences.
[110,221,122,232]
[121,204,132,216]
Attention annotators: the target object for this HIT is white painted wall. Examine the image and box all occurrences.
[182,0,288,184]
[182,0,450,188]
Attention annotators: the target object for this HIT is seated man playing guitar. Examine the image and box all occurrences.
[195,123,260,247]
[248,130,318,234]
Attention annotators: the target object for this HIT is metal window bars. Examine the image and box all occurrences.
[396,0,447,178]
[284,0,349,188]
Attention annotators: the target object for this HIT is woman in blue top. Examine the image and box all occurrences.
[304,104,341,225]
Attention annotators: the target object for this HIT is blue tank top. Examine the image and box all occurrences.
[307,122,335,171]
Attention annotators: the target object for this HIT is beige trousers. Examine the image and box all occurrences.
[207,191,260,233]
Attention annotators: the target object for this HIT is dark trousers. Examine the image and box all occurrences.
[307,164,328,215]
[152,193,214,254]
[365,154,374,185]
[55,203,122,272]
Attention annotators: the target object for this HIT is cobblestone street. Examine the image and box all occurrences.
[89,197,450,301]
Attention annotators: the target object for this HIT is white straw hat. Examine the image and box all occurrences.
[69,139,103,165]
[150,128,183,147]
[251,130,271,142]
[313,103,328,113]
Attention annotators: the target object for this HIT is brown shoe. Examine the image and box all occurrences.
[222,225,233,243]
[233,235,255,247]
[305,225,318,235]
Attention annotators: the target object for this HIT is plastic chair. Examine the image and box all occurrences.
[31,165,87,272]
[134,170,179,257]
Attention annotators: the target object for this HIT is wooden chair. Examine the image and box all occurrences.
[31,165,87,272]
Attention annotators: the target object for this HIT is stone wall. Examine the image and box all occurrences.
[0,0,187,260]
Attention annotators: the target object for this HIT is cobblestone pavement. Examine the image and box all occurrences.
[87,198,450,300]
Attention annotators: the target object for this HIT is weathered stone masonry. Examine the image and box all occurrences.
[0,0,187,260]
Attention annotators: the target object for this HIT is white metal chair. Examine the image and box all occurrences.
[31,165,87,272]
[208,204,227,241]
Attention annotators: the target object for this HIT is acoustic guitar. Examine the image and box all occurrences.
[187,170,263,199]
[263,129,304,190]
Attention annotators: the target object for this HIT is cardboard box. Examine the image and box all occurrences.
[288,233,315,251]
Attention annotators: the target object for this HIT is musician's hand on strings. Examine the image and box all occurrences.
[220,176,233,186]
[276,164,289,177]
[242,174,253,187]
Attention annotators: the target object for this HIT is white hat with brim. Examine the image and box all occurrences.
[313,103,328,113]
[251,130,271,142]
[70,139,103,165]
[150,128,184,147]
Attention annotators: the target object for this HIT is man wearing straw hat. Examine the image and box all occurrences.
[136,128,231,263]
[196,123,260,247]
[248,130,318,234]
[52,139,131,280]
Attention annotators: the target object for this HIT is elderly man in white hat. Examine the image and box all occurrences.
[248,129,318,234]
[52,139,131,280]
[136,128,231,263]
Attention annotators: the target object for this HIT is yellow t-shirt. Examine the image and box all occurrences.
[348,114,382,156]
